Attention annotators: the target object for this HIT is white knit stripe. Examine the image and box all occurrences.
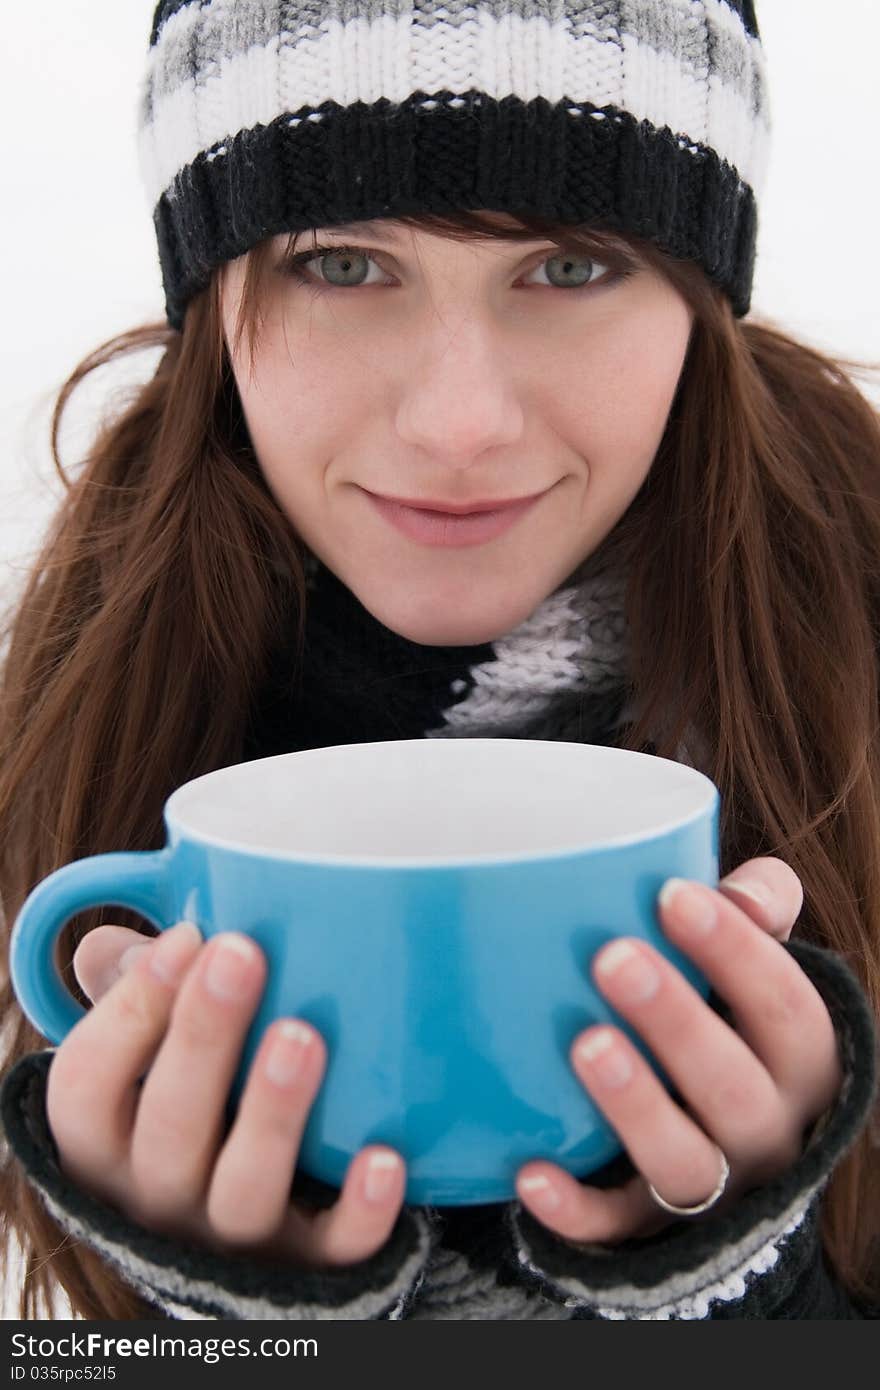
[137,7,769,210]
[424,572,630,737]
[146,1,766,119]
[32,1178,433,1322]
[409,1246,571,1320]
[135,1296,218,1321]
[515,1187,817,1320]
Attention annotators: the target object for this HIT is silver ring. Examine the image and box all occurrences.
[646,1146,731,1217]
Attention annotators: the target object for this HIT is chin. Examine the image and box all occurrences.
[346,564,552,647]
[377,600,535,648]
[394,621,499,647]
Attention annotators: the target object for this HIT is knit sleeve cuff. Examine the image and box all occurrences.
[505,940,878,1320]
[0,1050,433,1321]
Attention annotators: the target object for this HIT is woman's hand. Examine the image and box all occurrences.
[515,856,842,1244]
[46,922,407,1267]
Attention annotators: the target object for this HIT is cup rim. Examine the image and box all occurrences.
[163,739,719,869]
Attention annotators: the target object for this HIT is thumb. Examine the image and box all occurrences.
[72,924,158,1003]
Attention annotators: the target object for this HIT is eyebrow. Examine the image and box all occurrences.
[298,223,641,267]
[306,221,555,249]
[308,222,409,245]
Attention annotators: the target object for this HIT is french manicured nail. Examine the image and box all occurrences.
[203,933,259,1000]
[118,942,153,977]
[364,1150,402,1203]
[594,939,660,1002]
[576,1028,634,1087]
[719,877,772,910]
[659,878,717,934]
[265,1020,313,1086]
[518,1173,561,1211]
[147,920,202,986]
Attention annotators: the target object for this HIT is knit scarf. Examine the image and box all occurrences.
[244,548,645,762]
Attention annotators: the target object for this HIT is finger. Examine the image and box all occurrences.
[570,1024,745,1207]
[46,921,203,1178]
[658,879,841,1110]
[205,1018,327,1246]
[128,932,267,1224]
[275,1145,407,1268]
[516,1165,669,1245]
[717,856,804,941]
[73,925,157,1003]
[591,934,789,1164]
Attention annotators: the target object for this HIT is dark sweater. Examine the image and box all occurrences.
[2,559,877,1319]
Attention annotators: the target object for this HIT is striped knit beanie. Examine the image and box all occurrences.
[139,2,771,332]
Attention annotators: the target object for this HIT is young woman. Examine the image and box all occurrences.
[1,0,878,1320]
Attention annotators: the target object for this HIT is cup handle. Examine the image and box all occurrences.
[9,848,174,1045]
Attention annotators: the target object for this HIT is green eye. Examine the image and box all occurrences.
[280,243,634,297]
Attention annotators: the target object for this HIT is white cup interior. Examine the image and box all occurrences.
[164,739,717,866]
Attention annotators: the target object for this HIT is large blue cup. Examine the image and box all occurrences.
[10,738,719,1204]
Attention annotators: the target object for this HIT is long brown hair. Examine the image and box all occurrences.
[2,211,879,1318]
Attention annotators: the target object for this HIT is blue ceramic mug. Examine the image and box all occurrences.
[10,738,719,1205]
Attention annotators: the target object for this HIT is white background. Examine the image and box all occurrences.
[1,0,878,616]
[0,0,878,1320]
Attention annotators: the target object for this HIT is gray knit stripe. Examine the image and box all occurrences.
[146,0,764,117]
[423,570,630,738]
[405,1242,572,1319]
[510,1188,816,1319]
[139,0,768,198]
[30,1178,434,1321]
[416,559,706,763]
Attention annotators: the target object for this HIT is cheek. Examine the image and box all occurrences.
[235,341,357,471]
[575,311,690,468]
[234,363,310,480]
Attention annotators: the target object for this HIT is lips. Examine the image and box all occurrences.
[370,491,546,516]
[362,488,547,548]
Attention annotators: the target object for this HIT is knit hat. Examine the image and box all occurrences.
[139,1,770,332]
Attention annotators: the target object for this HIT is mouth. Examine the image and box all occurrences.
[365,489,550,516]
[360,486,552,548]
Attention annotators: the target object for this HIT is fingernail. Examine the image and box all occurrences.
[575,1028,634,1087]
[118,943,153,977]
[518,1173,561,1211]
[364,1150,402,1203]
[148,921,202,986]
[203,933,259,1000]
[659,878,717,934]
[264,1020,313,1086]
[719,877,771,910]
[594,939,660,1002]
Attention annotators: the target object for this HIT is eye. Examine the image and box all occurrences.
[527,251,617,291]
[278,244,634,297]
[283,245,387,291]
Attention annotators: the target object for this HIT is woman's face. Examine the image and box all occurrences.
[221,217,693,646]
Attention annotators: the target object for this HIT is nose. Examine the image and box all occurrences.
[395,319,525,467]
